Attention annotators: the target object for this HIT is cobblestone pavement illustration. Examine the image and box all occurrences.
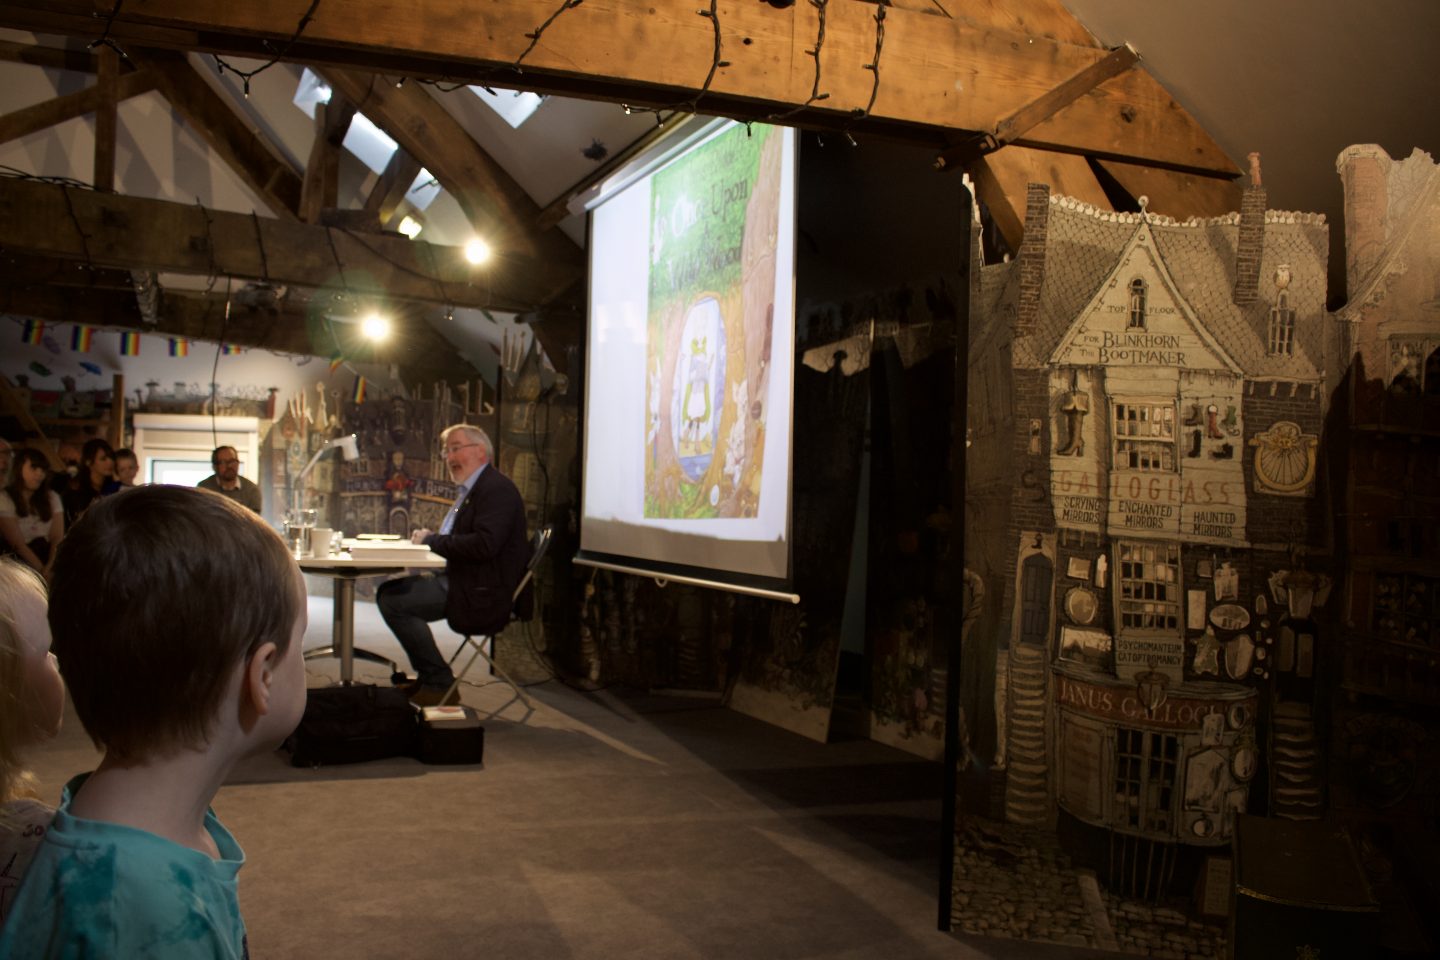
[952,817,1227,959]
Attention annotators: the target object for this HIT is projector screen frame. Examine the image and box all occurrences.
[572,551,800,604]
[576,116,800,601]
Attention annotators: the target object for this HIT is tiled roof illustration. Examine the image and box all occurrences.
[1014,197,1328,381]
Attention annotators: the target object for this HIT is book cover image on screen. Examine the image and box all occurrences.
[583,120,796,586]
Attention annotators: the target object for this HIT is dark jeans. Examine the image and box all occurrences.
[376,573,454,688]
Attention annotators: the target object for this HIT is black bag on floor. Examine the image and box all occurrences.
[287,684,417,767]
[414,705,485,765]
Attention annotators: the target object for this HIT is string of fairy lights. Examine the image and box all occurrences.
[50,0,896,392]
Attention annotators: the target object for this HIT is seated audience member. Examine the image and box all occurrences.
[197,446,262,514]
[60,438,115,527]
[0,486,308,959]
[0,449,64,579]
[0,558,65,929]
[108,448,139,491]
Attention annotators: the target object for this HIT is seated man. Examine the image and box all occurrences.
[197,446,262,514]
[378,425,529,706]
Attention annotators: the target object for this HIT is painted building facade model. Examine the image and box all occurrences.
[965,159,1331,896]
[1330,145,1440,822]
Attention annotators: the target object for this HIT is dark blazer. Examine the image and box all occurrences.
[425,465,530,636]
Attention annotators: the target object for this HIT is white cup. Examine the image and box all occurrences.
[310,527,334,558]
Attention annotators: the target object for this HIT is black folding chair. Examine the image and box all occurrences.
[441,524,553,712]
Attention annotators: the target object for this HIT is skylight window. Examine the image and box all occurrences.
[468,85,544,128]
[404,168,441,212]
[293,68,398,175]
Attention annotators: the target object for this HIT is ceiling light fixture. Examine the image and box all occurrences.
[361,313,391,340]
[397,215,423,240]
[464,237,491,265]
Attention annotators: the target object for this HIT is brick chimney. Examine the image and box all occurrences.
[1233,152,1266,306]
[1015,182,1050,336]
[1336,144,1392,290]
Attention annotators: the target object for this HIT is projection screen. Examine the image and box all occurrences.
[578,119,797,598]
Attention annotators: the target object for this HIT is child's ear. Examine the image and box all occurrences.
[244,641,282,716]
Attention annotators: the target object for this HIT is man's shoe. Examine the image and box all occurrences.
[410,685,460,707]
[392,676,422,697]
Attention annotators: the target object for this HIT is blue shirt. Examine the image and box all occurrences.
[0,774,249,959]
[438,463,486,535]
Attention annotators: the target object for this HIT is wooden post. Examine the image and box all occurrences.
[109,372,125,450]
[93,45,117,192]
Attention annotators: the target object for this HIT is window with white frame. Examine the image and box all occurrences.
[1128,278,1148,329]
[1117,540,1181,631]
[1112,401,1176,471]
[1268,291,1295,356]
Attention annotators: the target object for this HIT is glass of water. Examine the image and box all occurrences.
[283,508,317,558]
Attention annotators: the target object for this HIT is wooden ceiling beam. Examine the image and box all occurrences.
[0,38,100,73]
[0,0,1237,176]
[0,67,154,145]
[0,266,481,385]
[363,148,422,227]
[971,145,1111,252]
[0,176,577,312]
[299,92,356,223]
[1095,158,1243,222]
[320,68,580,268]
[127,47,303,219]
[93,45,117,191]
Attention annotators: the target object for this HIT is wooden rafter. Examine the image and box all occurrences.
[0,176,578,312]
[128,47,304,219]
[0,38,99,73]
[93,45,117,191]
[299,91,356,223]
[0,68,154,146]
[971,145,1111,252]
[319,68,579,266]
[363,148,422,228]
[0,0,1237,177]
[0,253,480,385]
[1095,158,1243,221]
[937,44,1140,171]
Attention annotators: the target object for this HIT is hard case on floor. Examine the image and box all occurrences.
[415,705,485,765]
[286,684,417,767]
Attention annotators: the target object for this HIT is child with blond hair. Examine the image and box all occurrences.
[0,557,65,927]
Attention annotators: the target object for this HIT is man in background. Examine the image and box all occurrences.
[197,445,262,514]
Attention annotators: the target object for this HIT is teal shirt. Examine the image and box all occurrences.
[0,775,248,959]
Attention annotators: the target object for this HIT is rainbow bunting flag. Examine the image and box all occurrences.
[221,343,244,355]
[168,337,189,357]
[21,319,44,345]
[329,351,344,374]
[71,325,93,352]
[352,376,367,404]
[119,331,141,356]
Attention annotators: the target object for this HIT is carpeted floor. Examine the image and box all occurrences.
[25,594,1123,959]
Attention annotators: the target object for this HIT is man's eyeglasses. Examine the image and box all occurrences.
[216,458,241,467]
[441,442,481,456]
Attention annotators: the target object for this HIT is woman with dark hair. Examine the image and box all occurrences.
[60,438,114,527]
[0,449,64,578]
